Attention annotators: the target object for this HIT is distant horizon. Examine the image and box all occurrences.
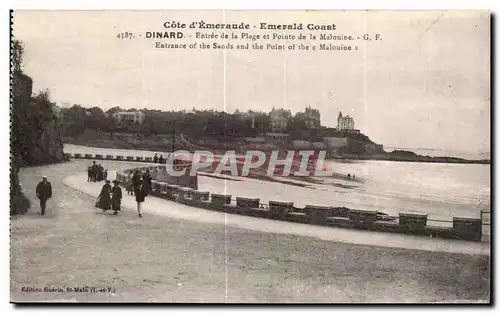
[383,146,490,154]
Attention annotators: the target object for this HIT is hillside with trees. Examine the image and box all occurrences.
[11,39,66,215]
[60,105,381,152]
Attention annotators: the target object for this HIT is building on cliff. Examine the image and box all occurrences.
[304,106,321,129]
[337,111,360,133]
[267,107,291,145]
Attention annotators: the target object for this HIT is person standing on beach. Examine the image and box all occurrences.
[135,179,148,218]
[36,176,52,215]
[111,180,123,215]
[153,153,158,163]
[159,155,164,164]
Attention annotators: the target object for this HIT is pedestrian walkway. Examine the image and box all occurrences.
[63,171,490,256]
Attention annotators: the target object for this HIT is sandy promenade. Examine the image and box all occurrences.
[10,159,490,303]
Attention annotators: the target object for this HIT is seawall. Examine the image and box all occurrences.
[90,155,489,243]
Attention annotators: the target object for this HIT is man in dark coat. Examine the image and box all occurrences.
[98,165,104,181]
[143,170,152,192]
[97,180,112,213]
[91,161,98,182]
[135,179,148,218]
[159,155,164,164]
[153,154,158,163]
[36,176,52,215]
[111,180,123,215]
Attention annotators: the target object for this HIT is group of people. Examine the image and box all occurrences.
[34,164,153,218]
[153,154,166,164]
[96,180,123,215]
[87,161,108,182]
[346,173,356,180]
[95,169,152,218]
[126,169,153,195]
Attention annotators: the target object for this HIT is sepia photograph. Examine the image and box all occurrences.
[9,10,490,303]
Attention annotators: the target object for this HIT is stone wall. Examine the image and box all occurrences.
[152,163,198,190]
[114,163,485,243]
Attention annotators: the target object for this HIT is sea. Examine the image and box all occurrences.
[64,144,491,224]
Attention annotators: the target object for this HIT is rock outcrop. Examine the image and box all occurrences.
[11,71,66,215]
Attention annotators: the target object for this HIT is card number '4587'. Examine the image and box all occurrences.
[117,32,135,39]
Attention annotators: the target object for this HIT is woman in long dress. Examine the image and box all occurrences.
[97,180,112,213]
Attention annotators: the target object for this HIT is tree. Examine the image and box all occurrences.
[32,89,53,109]
[12,39,24,73]
[104,115,118,136]
[105,106,121,115]
[84,107,106,131]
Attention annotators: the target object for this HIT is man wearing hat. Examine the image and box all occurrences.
[135,178,148,218]
[36,176,52,215]
[111,180,123,215]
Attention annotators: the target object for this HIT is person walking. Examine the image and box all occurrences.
[103,169,108,181]
[36,176,52,215]
[111,180,123,215]
[143,169,152,192]
[135,179,148,218]
[132,170,142,194]
[97,180,112,213]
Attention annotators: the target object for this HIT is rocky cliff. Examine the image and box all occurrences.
[11,71,66,215]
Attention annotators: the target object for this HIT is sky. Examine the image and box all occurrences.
[12,10,490,152]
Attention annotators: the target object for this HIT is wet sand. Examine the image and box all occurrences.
[10,160,490,303]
